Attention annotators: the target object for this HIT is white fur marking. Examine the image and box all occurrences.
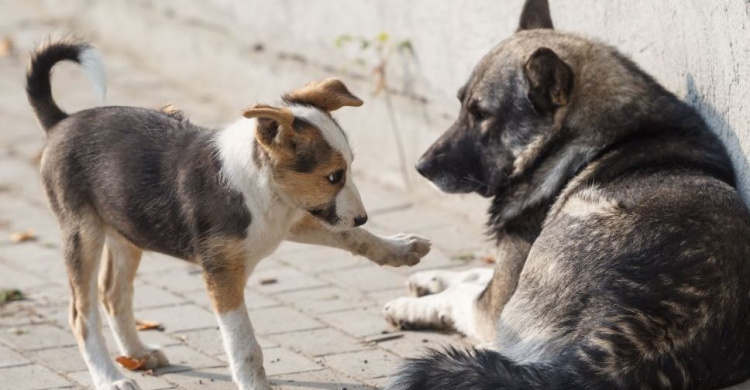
[78,47,107,104]
[217,308,270,390]
[288,105,352,162]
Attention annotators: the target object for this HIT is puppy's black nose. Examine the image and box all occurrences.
[354,215,368,227]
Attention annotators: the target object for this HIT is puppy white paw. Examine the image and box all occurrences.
[406,270,451,297]
[375,234,431,267]
[101,379,141,390]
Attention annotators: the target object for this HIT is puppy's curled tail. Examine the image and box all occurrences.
[387,347,570,390]
[26,38,106,131]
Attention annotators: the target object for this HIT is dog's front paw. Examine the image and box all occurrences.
[383,296,451,330]
[406,270,449,297]
[141,348,169,369]
[101,379,141,390]
[373,234,431,267]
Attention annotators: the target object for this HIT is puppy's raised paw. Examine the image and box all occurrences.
[375,233,431,267]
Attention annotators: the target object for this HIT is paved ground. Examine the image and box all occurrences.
[0,23,494,390]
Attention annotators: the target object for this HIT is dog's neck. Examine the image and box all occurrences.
[488,95,734,243]
[214,118,296,219]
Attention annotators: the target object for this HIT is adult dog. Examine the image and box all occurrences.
[384,0,750,388]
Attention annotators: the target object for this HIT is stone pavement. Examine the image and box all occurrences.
[0,26,494,390]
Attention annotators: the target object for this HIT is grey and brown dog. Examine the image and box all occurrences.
[385,0,750,389]
[26,39,430,390]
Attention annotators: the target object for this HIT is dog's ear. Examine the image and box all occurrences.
[524,47,573,114]
[284,78,363,112]
[243,104,295,150]
[518,0,554,31]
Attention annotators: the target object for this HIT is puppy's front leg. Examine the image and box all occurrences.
[201,242,269,390]
[288,216,431,267]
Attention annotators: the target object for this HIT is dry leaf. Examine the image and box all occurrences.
[259,278,277,285]
[0,37,13,58]
[10,230,36,243]
[135,319,163,331]
[479,254,495,264]
[116,355,149,371]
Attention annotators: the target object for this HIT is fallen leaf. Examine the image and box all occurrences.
[0,37,14,58]
[0,289,24,304]
[135,319,163,331]
[259,277,277,285]
[479,254,495,264]
[10,230,36,243]
[450,252,475,262]
[116,355,149,371]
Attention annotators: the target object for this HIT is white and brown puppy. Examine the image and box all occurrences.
[26,39,430,390]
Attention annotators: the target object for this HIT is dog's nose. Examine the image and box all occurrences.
[415,158,432,178]
[354,215,368,227]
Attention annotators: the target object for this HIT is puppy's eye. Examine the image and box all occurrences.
[327,170,345,185]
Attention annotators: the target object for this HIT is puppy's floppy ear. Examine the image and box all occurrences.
[284,78,363,112]
[518,0,554,31]
[243,104,295,149]
[524,47,573,114]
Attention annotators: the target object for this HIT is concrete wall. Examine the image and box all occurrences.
[29,0,750,220]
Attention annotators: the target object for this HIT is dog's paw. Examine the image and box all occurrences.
[383,296,452,330]
[101,379,141,390]
[141,348,169,369]
[406,270,450,297]
[374,234,431,267]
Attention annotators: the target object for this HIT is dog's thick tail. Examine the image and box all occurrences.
[26,38,106,131]
[387,347,572,390]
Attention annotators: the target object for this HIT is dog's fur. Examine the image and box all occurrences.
[26,39,430,390]
[385,1,750,389]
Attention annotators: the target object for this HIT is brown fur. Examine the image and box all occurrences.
[284,78,364,112]
[200,238,249,314]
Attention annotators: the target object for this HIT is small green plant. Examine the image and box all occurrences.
[335,32,417,188]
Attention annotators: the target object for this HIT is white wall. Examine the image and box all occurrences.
[35,0,750,217]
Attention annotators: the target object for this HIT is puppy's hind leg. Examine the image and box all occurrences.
[99,230,168,369]
[63,212,138,390]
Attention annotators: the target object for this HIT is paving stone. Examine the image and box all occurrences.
[0,261,47,290]
[368,205,451,232]
[274,286,374,315]
[277,247,368,274]
[139,265,204,293]
[176,328,277,357]
[322,349,401,380]
[135,304,216,333]
[0,343,29,368]
[101,326,181,354]
[249,307,323,336]
[161,367,234,390]
[138,252,186,274]
[268,328,371,357]
[262,347,321,376]
[26,345,88,373]
[320,265,405,293]
[376,330,470,358]
[0,323,75,351]
[183,288,280,312]
[133,283,187,310]
[317,308,393,338]
[270,369,374,390]
[248,265,327,294]
[0,243,67,281]
[365,289,404,308]
[0,363,73,390]
[69,369,175,390]
[153,345,224,374]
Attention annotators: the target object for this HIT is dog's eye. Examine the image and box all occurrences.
[327,170,345,185]
[469,104,491,122]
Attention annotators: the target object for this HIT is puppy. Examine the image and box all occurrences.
[385,0,750,389]
[26,39,430,390]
